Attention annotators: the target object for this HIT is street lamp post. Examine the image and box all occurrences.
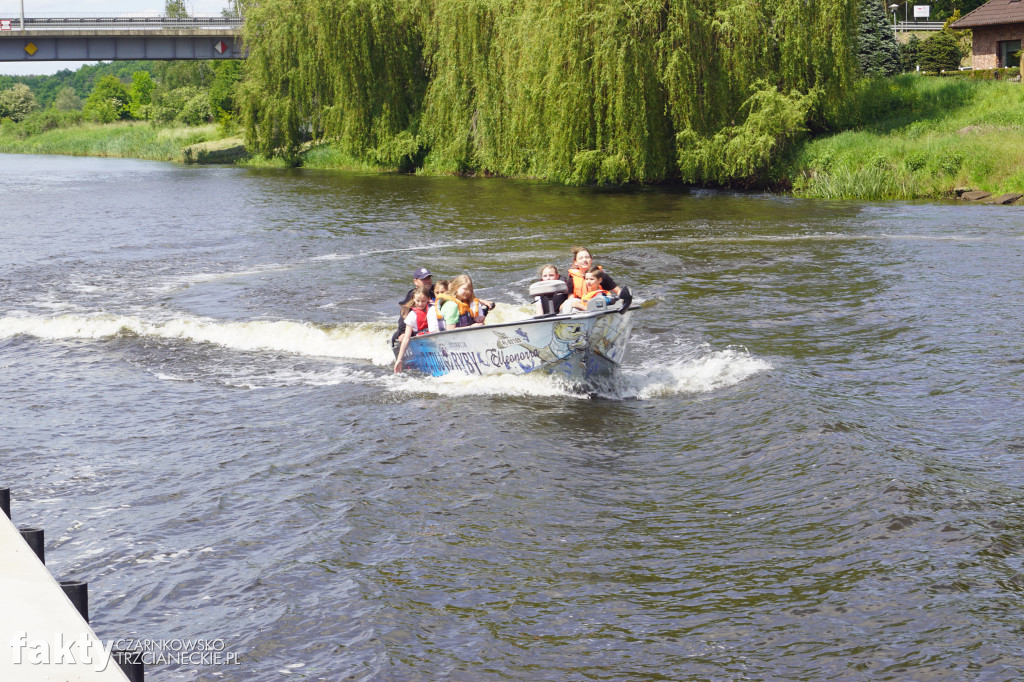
[890,3,900,31]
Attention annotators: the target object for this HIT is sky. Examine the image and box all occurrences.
[0,0,230,75]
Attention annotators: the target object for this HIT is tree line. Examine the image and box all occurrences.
[237,0,859,186]
[0,60,243,133]
[0,0,988,187]
[235,0,980,186]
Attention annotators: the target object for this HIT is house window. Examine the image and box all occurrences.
[998,40,1021,68]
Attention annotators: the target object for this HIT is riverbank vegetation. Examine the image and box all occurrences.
[239,0,857,186]
[0,58,244,161]
[789,76,1024,199]
[0,120,226,161]
[1,0,1021,199]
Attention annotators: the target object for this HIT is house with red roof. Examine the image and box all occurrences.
[952,0,1024,69]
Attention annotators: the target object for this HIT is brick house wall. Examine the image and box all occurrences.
[972,23,1024,68]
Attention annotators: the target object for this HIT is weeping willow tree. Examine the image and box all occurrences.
[239,0,426,163]
[416,0,675,183]
[240,0,857,185]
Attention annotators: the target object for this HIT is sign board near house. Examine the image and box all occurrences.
[914,5,931,18]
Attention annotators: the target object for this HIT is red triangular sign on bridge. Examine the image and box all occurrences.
[214,40,227,55]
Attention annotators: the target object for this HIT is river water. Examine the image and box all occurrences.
[1,153,1023,680]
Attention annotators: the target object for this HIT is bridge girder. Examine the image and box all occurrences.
[0,20,245,61]
[0,34,244,61]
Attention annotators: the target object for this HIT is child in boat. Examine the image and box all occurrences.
[570,266,614,311]
[437,274,494,328]
[433,280,449,301]
[566,246,620,298]
[535,264,569,315]
[393,286,439,373]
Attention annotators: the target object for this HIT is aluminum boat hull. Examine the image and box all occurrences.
[397,303,633,383]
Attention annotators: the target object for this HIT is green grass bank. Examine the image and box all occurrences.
[0,121,227,162]
[789,75,1024,200]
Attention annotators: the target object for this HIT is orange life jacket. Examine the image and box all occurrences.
[581,288,610,302]
[568,265,603,299]
[436,293,485,327]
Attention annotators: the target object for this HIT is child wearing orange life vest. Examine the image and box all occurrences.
[393,287,439,373]
[570,266,613,311]
[437,274,494,328]
[565,246,620,298]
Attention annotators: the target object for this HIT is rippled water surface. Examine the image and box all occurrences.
[2,154,1023,680]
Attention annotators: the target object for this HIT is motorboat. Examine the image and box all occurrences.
[394,281,634,383]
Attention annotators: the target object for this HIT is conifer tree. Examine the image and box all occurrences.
[857,0,902,76]
[919,30,966,72]
[900,35,922,72]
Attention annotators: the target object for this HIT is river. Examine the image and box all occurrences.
[1,153,1023,680]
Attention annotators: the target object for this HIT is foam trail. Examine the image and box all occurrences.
[0,313,397,366]
[177,364,378,390]
[2,314,770,400]
[613,346,771,399]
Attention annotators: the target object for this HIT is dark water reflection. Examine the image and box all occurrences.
[1,155,1023,679]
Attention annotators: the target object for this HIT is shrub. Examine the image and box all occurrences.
[919,31,966,72]
[53,86,82,112]
[903,151,926,171]
[178,92,212,125]
[128,71,156,119]
[152,86,203,123]
[0,83,38,122]
[969,68,1020,80]
[16,109,84,137]
[84,76,130,122]
[935,151,964,176]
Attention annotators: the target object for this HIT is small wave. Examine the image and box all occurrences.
[482,303,535,325]
[612,346,772,399]
[0,312,397,366]
[153,372,188,382]
[205,365,378,390]
[149,264,294,293]
[313,236,498,262]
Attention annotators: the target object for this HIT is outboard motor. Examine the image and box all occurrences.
[530,279,568,315]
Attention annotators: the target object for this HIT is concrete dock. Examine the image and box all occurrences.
[0,512,129,681]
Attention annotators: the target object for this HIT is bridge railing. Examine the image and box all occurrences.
[0,12,242,30]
